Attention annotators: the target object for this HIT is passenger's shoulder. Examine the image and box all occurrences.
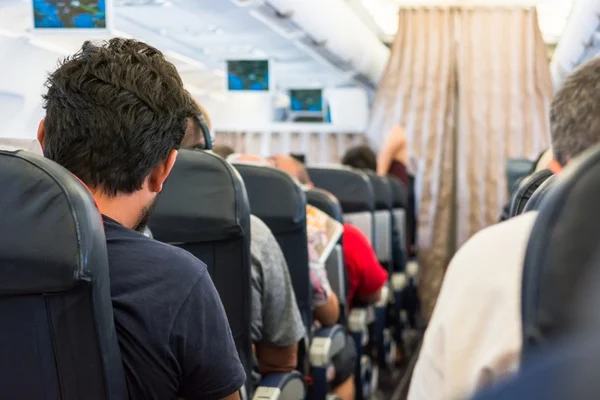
[447,212,538,276]
[126,236,209,281]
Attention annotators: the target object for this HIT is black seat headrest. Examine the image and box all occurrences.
[522,145,600,359]
[233,163,306,233]
[150,150,250,243]
[0,150,106,294]
[507,158,535,194]
[365,172,393,210]
[307,166,375,213]
[509,169,554,218]
[388,176,407,209]
[306,189,343,223]
[523,175,557,213]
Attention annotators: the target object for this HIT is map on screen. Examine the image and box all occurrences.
[33,0,107,29]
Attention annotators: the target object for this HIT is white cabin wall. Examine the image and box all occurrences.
[0,36,61,139]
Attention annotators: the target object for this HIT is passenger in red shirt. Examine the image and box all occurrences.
[342,223,389,307]
[271,154,389,308]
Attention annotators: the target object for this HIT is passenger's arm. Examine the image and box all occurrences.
[250,216,306,372]
[355,288,383,305]
[377,125,406,176]
[313,291,340,327]
[255,343,299,374]
[173,268,246,400]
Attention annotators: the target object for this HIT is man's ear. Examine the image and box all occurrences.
[37,119,45,150]
[148,149,178,193]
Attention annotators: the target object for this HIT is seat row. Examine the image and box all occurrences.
[0,146,418,400]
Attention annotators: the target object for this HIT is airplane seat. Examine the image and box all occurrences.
[306,188,348,323]
[148,150,261,398]
[388,177,409,271]
[521,145,600,363]
[509,169,554,218]
[506,158,535,196]
[0,150,128,399]
[523,175,557,213]
[307,166,378,400]
[234,163,344,400]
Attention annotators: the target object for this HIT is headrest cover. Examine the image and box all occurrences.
[509,169,554,218]
[523,175,556,213]
[522,144,600,357]
[0,138,43,154]
[0,150,106,295]
[366,172,393,210]
[234,163,306,233]
[307,166,375,213]
[306,189,343,223]
[388,176,407,208]
[150,150,250,243]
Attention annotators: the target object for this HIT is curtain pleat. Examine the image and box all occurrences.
[368,6,552,321]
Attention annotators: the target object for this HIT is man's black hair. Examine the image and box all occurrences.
[42,38,191,196]
[341,145,377,171]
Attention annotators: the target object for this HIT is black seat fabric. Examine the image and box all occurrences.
[233,163,311,333]
[306,188,343,223]
[522,145,600,360]
[523,175,556,213]
[509,169,554,218]
[149,150,252,385]
[507,158,535,195]
[308,167,375,214]
[366,172,393,211]
[388,177,407,210]
[0,150,127,400]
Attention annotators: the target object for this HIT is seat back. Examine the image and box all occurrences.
[509,169,554,218]
[308,166,375,244]
[234,163,312,333]
[0,150,127,400]
[523,175,557,213]
[149,150,252,385]
[306,189,348,320]
[507,158,535,195]
[522,145,600,360]
[388,177,408,255]
[365,173,394,267]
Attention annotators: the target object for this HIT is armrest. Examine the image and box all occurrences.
[253,371,306,400]
[310,325,347,367]
[375,285,390,307]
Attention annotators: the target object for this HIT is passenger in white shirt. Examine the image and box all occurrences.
[408,56,600,400]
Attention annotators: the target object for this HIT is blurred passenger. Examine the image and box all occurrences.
[271,155,389,308]
[213,144,235,159]
[377,125,409,185]
[181,104,305,377]
[240,153,355,400]
[38,38,245,400]
[341,145,378,171]
[408,57,600,400]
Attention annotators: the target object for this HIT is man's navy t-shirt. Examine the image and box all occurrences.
[103,215,246,400]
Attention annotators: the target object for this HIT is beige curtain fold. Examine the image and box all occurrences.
[455,7,552,245]
[368,7,457,321]
[368,6,552,321]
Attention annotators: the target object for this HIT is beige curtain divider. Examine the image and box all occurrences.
[368,6,552,321]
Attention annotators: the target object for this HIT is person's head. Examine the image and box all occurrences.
[341,145,377,171]
[38,38,190,230]
[213,144,235,159]
[551,57,600,167]
[271,154,313,189]
[181,94,212,149]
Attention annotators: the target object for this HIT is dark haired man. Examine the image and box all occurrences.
[38,38,245,400]
[409,57,600,400]
[341,145,378,172]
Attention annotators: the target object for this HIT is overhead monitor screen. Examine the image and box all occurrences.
[33,0,107,29]
[227,60,270,91]
[290,89,323,112]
